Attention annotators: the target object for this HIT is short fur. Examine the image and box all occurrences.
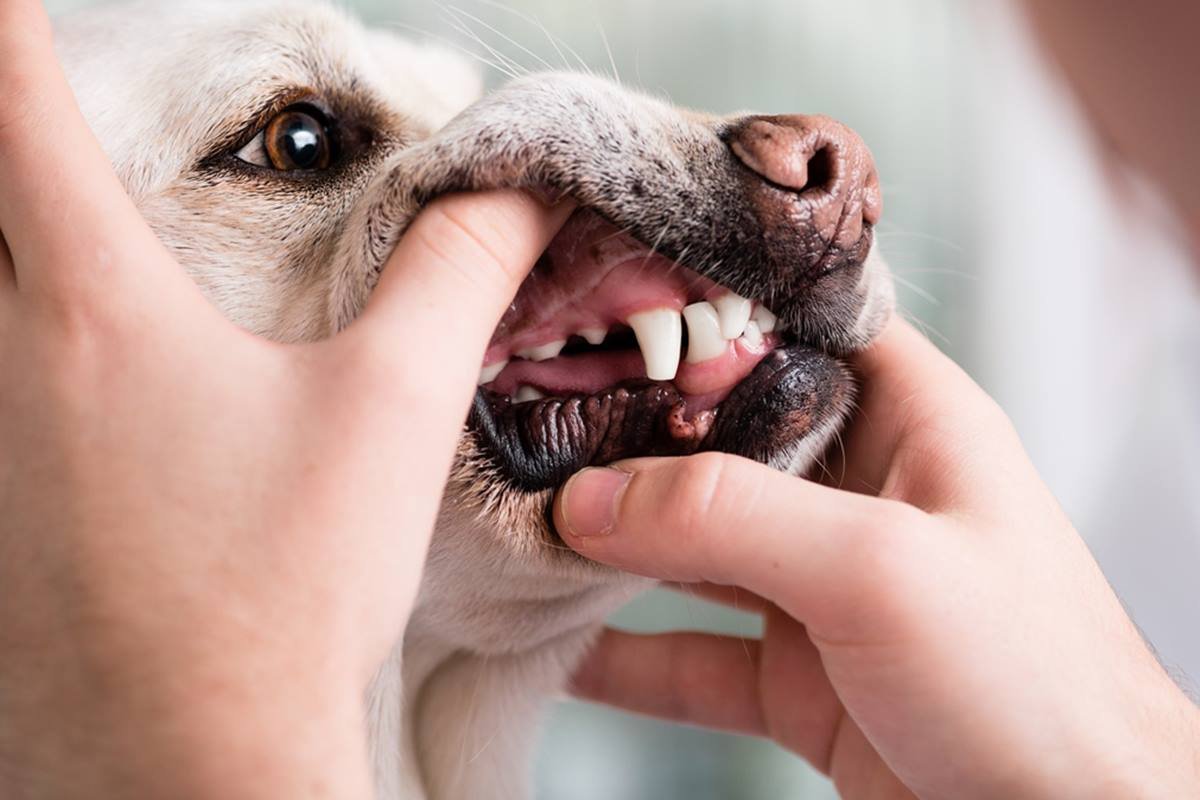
[53,2,892,797]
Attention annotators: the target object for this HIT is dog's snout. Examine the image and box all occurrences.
[728,114,881,251]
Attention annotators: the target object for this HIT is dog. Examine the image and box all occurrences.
[53,1,893,797]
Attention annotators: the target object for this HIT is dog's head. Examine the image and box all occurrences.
[57,0,892,650]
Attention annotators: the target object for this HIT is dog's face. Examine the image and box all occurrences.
[57,0,891,651]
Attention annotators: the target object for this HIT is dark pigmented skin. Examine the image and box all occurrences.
[471,347,852,492]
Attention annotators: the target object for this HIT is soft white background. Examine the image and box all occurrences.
[45,1,1200,797]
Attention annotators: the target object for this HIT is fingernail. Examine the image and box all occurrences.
[560,467,631,537]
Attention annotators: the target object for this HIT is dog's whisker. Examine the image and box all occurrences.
[596,21,621,84]
[899,306,952,347]
[890,273,942,307]
[593,225,637,246]
[874,228,965,253]
[445,4,555,73]
[632,217,674,281]
[471,0,586,74]
[384,21,520,80]
[436,3,527,78]
[891,265,978,280]
[441,13,528,79]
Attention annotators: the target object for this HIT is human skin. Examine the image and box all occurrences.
[0,3,571,798]
[556,319,1200,799]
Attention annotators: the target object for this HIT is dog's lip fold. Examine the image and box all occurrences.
[469,345,850,492]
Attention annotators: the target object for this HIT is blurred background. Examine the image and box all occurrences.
[45,0,1200,797]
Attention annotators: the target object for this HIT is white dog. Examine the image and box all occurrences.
[53,2,892,797]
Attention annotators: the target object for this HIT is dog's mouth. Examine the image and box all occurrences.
[469,208,852,491]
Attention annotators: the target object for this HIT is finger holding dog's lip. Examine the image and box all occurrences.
[344,189,576,383]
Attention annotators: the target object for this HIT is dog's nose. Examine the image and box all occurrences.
[727,114,881,253]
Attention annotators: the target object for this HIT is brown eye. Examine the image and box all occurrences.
[262,109,331,171]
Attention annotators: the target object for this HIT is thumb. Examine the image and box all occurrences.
[345,189,574,377]
[553,453,920,626]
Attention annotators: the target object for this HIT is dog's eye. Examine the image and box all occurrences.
[236,106,332,172]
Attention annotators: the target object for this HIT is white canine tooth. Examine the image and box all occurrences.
[516,339,567,361]
[682,302,727,364]
[578,327,607,346]
[751,305,777,334]
[627,308,682,381]
[478,360,508,385]
[513,385,545,403]
[741,320,764,348]
[711,292,753,339]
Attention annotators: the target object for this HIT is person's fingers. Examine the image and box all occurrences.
[833,316,1024,511]
[570,628,767,737]
[342,190,574,384]
[0,1,173,298]
[758,606,845,773]
[554,453,927,633]
[572,614,847,773]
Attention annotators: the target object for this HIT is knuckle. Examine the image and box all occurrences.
[414,199,519,294]
[652,452,740,543]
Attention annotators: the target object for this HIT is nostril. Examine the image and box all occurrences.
[728,117,846,198]
[800,146,834,195]
[729,113,882,238]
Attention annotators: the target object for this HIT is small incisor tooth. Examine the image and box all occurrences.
[478,360,508,385]
[627,308,682,381]
[516,339,567,361]
[711,292,753,339]
[751,305,777,334]
[682,302,727,364]
[513,385,545,403]
[577,327,607,345]
[741,320,764,348]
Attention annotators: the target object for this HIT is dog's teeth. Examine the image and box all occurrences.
[627,308,682,381]
[513,385,545,403]
[751,305,777,334]
[740,320,764,348]
[478,360,508,385]
[682,302,727,364]
[712,292,753,339]
[577,327,607,346]
[516,339,567,361]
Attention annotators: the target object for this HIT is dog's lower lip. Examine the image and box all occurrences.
[468,342,852,492]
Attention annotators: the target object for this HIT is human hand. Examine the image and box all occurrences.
[555,318,1200,799]
[0,4,571,798]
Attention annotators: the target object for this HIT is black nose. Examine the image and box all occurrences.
[727,114,881,254]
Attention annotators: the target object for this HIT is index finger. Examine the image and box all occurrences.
[0,1,168,295]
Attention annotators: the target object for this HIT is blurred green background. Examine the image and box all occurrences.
[44,1,1200,798]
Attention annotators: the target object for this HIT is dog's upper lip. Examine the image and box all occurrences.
[479,208,782,401]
